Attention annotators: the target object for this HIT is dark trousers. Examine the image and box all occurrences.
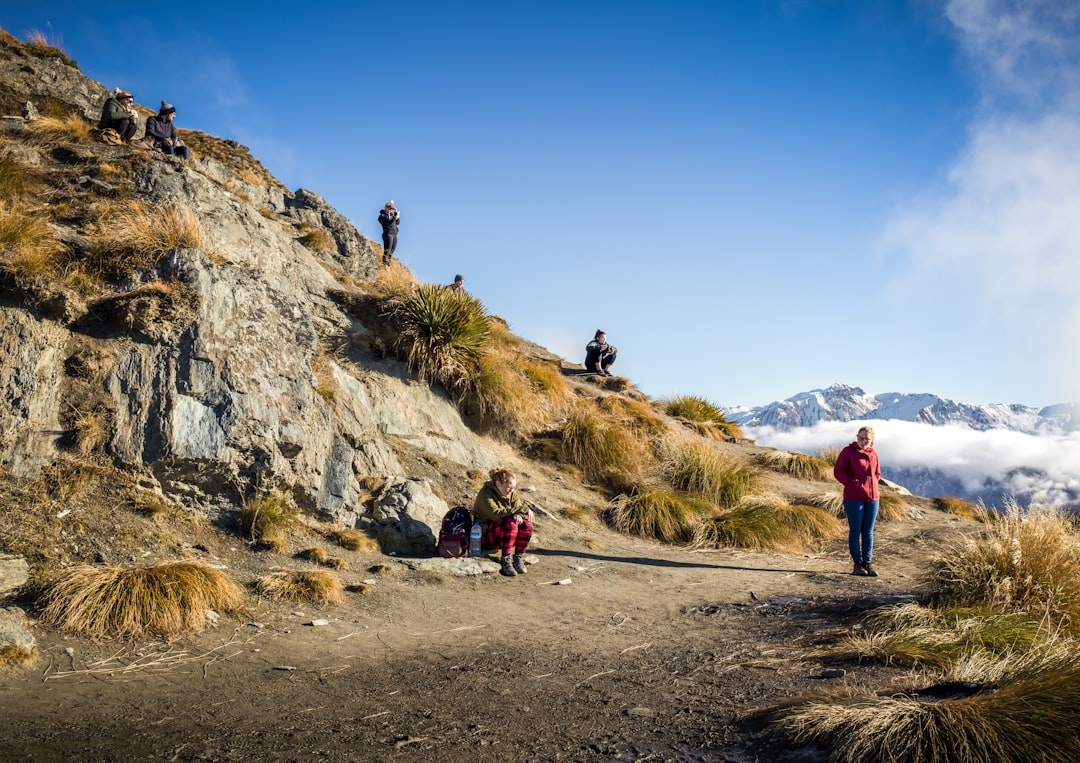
[163,143,190,160]
[381,230,397,261]
[107,118,137,142]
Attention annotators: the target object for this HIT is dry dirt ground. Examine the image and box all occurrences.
[0,501,974,763]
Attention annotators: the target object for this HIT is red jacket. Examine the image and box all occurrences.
[833,441,881,501]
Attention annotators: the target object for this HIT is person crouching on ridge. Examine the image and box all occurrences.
[585,330,617,376]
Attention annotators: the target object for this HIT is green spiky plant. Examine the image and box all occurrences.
[394,284,490,395]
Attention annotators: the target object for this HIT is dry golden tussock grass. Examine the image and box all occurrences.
[255,570,344,605]
[661,439,758,509]
[935,496,984,520]
[0,201,65,281]
[38,561,246,639]
[85,199,203,277]
[0,644,36,668]
[326,528,381,553]
[72,407,108,456]
[756,450,834,481]
[238,491,296,552]
[700,495,843,552]
[607,489,714,543]
[26,114,93,144]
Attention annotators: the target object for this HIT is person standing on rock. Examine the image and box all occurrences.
[584,330,617,376]
[833,426,882,577]
[98,88,138,142]
[378,200,400,265]
[472,467,533,577]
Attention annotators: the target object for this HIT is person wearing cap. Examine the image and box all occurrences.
[448,274,465,293]
[584,330,617,376]
[144,101,189,159]
[378,201,400,265]
[98,88,138,142]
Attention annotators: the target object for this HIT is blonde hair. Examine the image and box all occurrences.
[489,467,516,484]
[857,426,875,441]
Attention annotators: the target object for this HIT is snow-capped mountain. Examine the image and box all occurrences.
[724,383,1077,434]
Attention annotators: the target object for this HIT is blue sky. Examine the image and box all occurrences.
[5,1,1079,410]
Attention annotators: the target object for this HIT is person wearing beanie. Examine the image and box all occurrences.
[378,200,400,266]
[98,88,138,142]
[143,100,189,159]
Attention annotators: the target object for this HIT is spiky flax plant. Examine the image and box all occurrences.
[394,284,489,394]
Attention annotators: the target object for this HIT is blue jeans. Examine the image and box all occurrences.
[843,499,879,564]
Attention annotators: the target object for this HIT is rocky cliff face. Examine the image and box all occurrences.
[0,36,503,533]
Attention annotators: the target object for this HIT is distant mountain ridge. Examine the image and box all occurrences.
[724,383,1078,434]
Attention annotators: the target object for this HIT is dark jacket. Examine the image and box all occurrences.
[378,207,400,233]
[472,481,526,531]
[833,442,881,501]
[585,338,615,367]
[144,115,178,150]
[98,97,133,129]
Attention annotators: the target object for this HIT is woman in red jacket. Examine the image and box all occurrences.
[833,426,881,577]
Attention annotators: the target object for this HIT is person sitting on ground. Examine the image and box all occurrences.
[448,274,465,293]
[378,200,400,265]
[584,330,617,376]
[143,101,189,159]
[98,88,138,142]
[472,467,533,578]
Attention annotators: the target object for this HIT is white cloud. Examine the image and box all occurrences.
[878,1,1080,403]
[748,419,1080,507]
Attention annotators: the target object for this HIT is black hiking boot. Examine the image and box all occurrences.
[500,555,517,577]
[852,562,868,576]
[862,562,878,577]
[513,554,527,575]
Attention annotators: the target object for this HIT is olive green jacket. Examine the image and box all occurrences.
[472,481,526,531]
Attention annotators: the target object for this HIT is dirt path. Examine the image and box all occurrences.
[0,507,967,762]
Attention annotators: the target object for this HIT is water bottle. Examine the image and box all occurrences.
[469,521,482,557]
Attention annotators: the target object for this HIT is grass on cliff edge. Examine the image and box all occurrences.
[38,561,246,639]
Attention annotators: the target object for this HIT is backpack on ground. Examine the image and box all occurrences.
[436,506,473,558]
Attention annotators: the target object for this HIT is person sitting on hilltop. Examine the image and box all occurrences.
[378,201,400,266]
[143,101,189,159]
[472,467,533,577]
[98,88,138,142]
[448,274,465,293]
[584,329,617,376]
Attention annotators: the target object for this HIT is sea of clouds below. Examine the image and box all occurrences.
[745,420,1080,509]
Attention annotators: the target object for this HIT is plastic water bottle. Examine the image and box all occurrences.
[469,521,482,557]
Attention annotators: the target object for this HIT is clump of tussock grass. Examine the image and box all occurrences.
[311,351,339,403]
[699,495,843,552]
[462,347,547,437]
[771,654,1080,763]
[606,489,714,543]
[394,284,490,395]
[599,396,669,442]
[0,201,65,281]
[928,500,1080,630]
[25,114,93,144]
[298,228,335,253]
[255,570,344,605]
[848,602,1051,669]
[38,561,245,639]
[0,153,45,202]
[326,528,380,553]
[560,404,652,488]
[791,492,844,515]
[935,496,983,520]
[23,30,76,66]
[238,491,296,552]
[877,491,909,521]
[71,407,108,457]
[302,547,328,565]
[661,439,758,509]
[85,199,203,278]
[755,450,834,481]
[663,395,745,440]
